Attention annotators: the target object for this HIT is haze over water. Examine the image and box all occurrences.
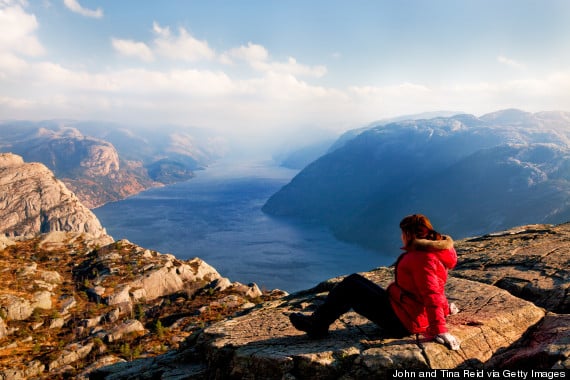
[94,160,392,292]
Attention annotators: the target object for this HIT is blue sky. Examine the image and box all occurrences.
[1,0,569,145]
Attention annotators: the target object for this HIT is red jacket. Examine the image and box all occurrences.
[387,236,456,337]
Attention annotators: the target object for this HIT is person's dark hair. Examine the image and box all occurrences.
[399,214,443,242]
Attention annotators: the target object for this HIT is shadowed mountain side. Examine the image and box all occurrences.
[263,110,570,252]
[337,143,570,252]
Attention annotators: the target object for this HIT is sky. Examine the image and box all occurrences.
[1,0,570,148]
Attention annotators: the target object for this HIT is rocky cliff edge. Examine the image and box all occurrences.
[0,153,110,240]
[92,224,569,379]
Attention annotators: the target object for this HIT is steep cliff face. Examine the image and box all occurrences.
[0,126,156,208]
[0,153,109,239]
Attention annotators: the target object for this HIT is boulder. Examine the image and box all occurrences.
[0,235,14,251]
[77,356,126,380]
[60,296,77,315]
[48,342,94,371]
[38,270,63,284]
[31,290,53,310]
[0,360,44,380]
[105,320,145,343]
[105,285,131,306]
[0,295,33,321]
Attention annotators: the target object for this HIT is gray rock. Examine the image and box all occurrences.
[48,342,94,371]
[454,223,570,313]
[193,272,545,378]
[77,355,126,380]
[0,153,110,239]
[38,270,63,284]
[60,296,77,315]
[105,284,131,306]
[0,294,33,321]
[105,319,145,343]
[208,277,232,292]
[32,290,53,310]
[0,360,44,380]
[485,313,570,369]
[49,317,66,329]
[0,235,14,251]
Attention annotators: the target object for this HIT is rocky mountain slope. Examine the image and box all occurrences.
[0,121,225,208]
[0,232,283,379]
[263,109,570,252]
[91,223,569,379]
[0,153,110,239]
[0,155,283,379]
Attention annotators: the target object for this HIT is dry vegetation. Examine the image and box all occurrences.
[0,235,283,378]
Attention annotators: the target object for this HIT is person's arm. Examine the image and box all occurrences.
[415,255,460,350]
[415,254,448,336]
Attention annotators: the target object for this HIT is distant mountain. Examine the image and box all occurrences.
[328,110,463,152]
[273,138,336,170]
[263,109,570,252]
[0,121,226,207]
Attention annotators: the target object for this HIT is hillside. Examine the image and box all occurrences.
[263,109,570,252]
[0,155,282,378]
[0,121,225,208]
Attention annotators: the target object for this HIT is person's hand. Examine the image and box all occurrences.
[435,332,461,350]
[449,302,460,315]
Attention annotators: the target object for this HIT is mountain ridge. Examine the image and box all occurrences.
[0,121,225,208]
[263,109,570,251]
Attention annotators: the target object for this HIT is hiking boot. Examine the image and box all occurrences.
[289,312,329,338]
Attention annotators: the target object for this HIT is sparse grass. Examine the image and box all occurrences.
[0,235,282,378]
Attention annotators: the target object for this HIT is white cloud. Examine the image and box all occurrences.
[112,38,154,62]
[63,0,102,19]
[152,22,215,62]
[252,57,327,78]
[221,42,269,65]
[221,42,327,78]
[0,2,44,56]
[1,12,569,144]
[498,55,526,70]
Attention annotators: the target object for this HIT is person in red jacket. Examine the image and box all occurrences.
[289,214,460,350]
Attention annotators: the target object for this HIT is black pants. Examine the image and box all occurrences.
[314,273,409,337]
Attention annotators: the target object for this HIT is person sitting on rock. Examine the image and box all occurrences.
[289,213,461,350]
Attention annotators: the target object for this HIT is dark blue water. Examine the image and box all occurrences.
[94,161,394,292]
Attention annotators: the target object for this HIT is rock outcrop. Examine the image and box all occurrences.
[453,224,569,313]
[0,233,280,379]
[91,224,569,379]
[0,153,110,239]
